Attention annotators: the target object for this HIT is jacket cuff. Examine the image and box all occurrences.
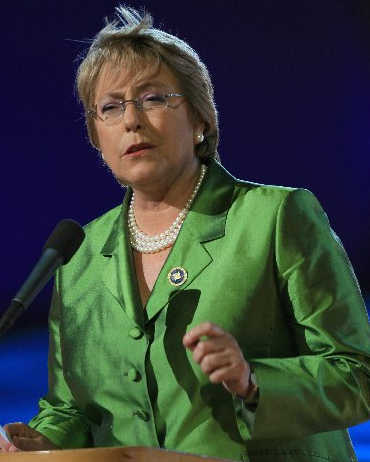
[28,400,91,449]
[232,372,259,440]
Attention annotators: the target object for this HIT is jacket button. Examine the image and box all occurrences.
[129,327,143,339]
[127,368,141,382]
[133,410,149,421]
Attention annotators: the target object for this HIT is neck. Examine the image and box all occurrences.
[133,158,201,212]
[131,159,203,237]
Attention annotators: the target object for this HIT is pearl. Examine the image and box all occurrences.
[128,164,207,253]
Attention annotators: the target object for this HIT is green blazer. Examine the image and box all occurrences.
[29,160,370,462]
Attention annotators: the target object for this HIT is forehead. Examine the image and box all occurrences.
[94,60,180,101]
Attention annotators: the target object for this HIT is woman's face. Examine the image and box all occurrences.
[93,62,202,190]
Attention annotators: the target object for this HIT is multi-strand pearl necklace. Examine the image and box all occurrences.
[128,164,207,253]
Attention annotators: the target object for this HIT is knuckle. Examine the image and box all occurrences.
[201,358,211,373]
[210,371,222,383]
[232,361,242,372]
[225,348,236,361]
[203,356,217,374]
[192,351,201,363]
[201,364,210,375]
[205,354,214,367]
[241,358,248,370]
[197,342,207,355]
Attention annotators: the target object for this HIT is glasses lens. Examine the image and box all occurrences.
[100,104,123,125]
[142,94,166,110]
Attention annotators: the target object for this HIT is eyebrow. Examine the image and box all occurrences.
[100,80,171,101]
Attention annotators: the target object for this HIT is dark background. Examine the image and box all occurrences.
[1,0,369,459]
[2,0,370,320]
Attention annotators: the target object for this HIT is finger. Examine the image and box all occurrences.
[183,322,225,348]
[199,351,231,375]
[4,423,29,437]
[13,435,57,451]
[8,444,19,452]
[11,436,30,451]
[0,441,18,453]
[192,338,228,364]
[0,439,12,451]
[0,430,10,450]
[6,423,43,441]
[12,436,43,451]
[209,359,249,384]
[208,365,235,384]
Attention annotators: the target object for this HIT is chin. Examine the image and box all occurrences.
[115,170,156,189]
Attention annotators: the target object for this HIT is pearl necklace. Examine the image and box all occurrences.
[128,164,207,253]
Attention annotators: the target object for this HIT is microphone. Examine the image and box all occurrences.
[0,219,85,337]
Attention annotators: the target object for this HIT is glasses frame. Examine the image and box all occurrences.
[87,92,184,124]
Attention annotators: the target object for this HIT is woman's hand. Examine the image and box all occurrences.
[183,322,251,397]
[0,425,18,452]
[1,423,58,452]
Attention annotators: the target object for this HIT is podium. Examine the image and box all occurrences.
[0,446,236,461]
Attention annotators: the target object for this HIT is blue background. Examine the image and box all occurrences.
[1,1,369,460]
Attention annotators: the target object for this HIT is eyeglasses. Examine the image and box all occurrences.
[87,92,183,126]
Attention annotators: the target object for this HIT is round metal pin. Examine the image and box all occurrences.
[168,267,188,287]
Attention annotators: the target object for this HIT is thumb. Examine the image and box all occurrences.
[8,444,20,452]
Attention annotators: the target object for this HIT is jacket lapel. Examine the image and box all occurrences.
[101,192,145,327]
[145,161,236,322]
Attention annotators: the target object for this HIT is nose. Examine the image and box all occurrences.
[122,101,142,132]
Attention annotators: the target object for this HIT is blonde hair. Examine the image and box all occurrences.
[76,5,220,162]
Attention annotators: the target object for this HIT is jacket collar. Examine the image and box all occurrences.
[99,160,237,324]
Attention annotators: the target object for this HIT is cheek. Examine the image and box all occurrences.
[164,115,195,148]
[96,126,120,154]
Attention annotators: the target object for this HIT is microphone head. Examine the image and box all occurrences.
[43,219,85,264]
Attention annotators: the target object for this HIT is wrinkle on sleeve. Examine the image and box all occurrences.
[235,188,370,441]
[28,272,92,449]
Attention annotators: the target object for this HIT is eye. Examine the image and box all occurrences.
[142,93,166,103]
[101,102,121,114]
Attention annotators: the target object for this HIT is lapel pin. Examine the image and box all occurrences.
[168,267,188,287]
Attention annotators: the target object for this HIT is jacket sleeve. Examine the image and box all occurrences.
[28,276,92,448]
[235,188,370,440]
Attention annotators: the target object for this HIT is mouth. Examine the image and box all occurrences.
[124,143,155,156]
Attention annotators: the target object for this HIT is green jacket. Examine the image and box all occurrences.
[29,160,370,462]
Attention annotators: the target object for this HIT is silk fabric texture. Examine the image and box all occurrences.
[29,160,370,462]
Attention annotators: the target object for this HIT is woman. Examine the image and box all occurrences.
[1,5,369,462]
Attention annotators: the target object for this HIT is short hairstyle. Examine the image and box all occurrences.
[76,5,220,162]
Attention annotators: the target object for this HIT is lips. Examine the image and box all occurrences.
[125,143,154,155]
